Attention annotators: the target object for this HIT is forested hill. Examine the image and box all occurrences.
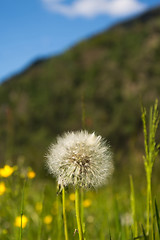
[0,7,160,172]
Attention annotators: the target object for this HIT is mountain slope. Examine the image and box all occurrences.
[0,7,160,172]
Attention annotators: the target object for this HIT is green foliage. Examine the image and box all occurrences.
[0,8,160,172]
[130,175,137,237]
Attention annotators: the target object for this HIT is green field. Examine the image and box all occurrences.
[1,101,160,240]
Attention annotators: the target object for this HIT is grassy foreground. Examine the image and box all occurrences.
[0,101,160,240]
[0,164,160,240]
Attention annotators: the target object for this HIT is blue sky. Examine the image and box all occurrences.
[0,0,160,82]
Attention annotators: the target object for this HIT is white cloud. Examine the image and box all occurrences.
[42,0,147,18]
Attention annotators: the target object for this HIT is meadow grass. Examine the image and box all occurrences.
[0,101,160,240]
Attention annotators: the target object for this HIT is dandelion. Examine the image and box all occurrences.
[0,182,6,195]
[27,170,36,179]
[46,131,113,189]
[46,130,113,240]
[83,199,92,208]
[14,215,28,228]
[0,165,15,178]
[44,215,52,225]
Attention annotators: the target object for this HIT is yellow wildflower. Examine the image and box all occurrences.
[83,199,92,208]
[27,170,36,179]
[0,165,15,178]
[43,215,52,225]
[14,215,28,228]
[69,193,75,201]
[0,182,6,195]
[35,202,42,213]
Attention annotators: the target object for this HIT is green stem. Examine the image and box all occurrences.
[75,188,84,240]
[57,192,62,240]
[19,179,26,240]
[80,188,84,225]
[130,175,137,237]
[80,188,86,239]
[62,187,68,240]
[81,95,86,239]
[146,171,150,235]
[146,168,153,237]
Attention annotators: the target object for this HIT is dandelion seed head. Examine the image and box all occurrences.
[46,130,113,188]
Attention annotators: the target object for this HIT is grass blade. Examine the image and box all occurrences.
[133,236,143,239]
[155,199,160,237]
[130,227,134,240]
[141,224,148,240]
[130,175,137,237]
[109,230,112,240]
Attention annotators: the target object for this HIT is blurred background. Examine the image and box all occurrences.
[0,0,160,179]
[1,1,160,239]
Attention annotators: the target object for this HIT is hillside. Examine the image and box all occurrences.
[0,7,160,173]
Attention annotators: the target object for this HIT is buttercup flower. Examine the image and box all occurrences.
[46,130,113,188]
[14,215,28,228]
[0,165,15,178]
[27,170,36,179]
[69,193,75,201]
[83,199,92,208]
[43,215,52,225]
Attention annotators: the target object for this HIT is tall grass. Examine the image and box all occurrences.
[130,175,137,238]
[141,99,160,238]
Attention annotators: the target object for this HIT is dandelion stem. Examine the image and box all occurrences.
[75,187,84,240]
[62,187,68,240]
[81,94,86,238]
[57,190,62,240]
[80,188,86,239]
[80,188,84,224]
